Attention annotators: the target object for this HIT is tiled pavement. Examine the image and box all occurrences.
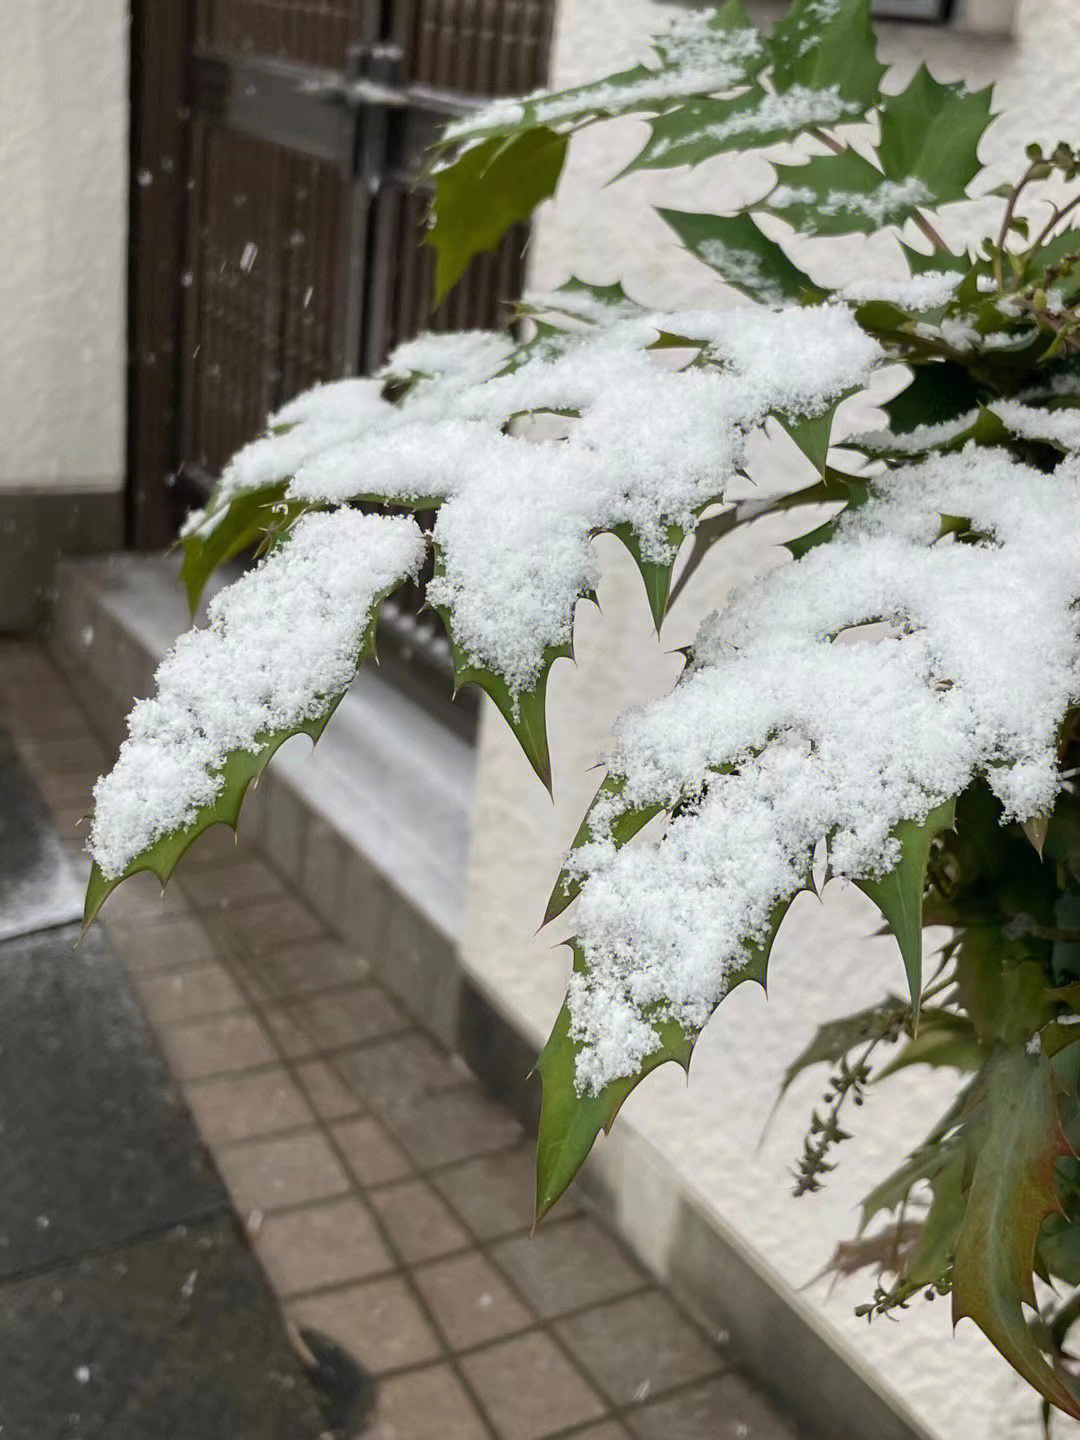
[0,640,803,1440]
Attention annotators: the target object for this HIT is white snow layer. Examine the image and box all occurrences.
[289,304,879,694]
[90,510,426,878]
[564,447,1080,1091]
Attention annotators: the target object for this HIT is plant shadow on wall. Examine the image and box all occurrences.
[82,0,1080,1424]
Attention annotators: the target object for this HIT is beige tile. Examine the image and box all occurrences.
[184,1068,314,1143]
[553,1291,722,1407]
[413,1251,532,1351]
[216,1129,351,1213]
[295,1058,365,1121]
[203,893,325,962]
[255,1196,394,1296]
[278,986,410,1051]
[491,1218,646,1321]
[625,1374,799,1440]
[367,1364,487,1440]
[107,915,218,970]
[369,1180,471,1263]
[175,854,282,912]
[332,1116,414,1188]
[130,962,245,1027]
[375,1085,523,1169]
[291,1275,441,1373]
[433,1147,562,1241]
[161,1012,277,1080]
[461,1332,607,1439]
[232,937,371,1002]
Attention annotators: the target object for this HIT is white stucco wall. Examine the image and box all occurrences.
[459,3,1080,1437]
[0,1,128,491]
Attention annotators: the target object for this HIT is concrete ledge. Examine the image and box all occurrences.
[0,487,123,632]
[53,552,934,1440]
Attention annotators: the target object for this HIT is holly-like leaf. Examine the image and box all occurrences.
[84,564,409,922]
[877,66,994,210]
[852,799,957,1021]
[901,1143,967,1291]
[765,148,925,237]
[952,1047,1080,1421]
[874,1014,983,1081]
[778,995,911,1098]
[428,128,569,303]
[180,483,307,611]
[657,208,821,303]
[769,0,885,109]
[627,81,866,173]
[882,362,982,436]
[544,774,666,925]
[610,522,685,633]
[85,702,343,925]
[772,395,849,474]
[537,892,796,1220]
[432,1,763,150]
[535,944,696,1221]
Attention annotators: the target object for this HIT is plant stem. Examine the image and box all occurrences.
[1029,192,1080,256]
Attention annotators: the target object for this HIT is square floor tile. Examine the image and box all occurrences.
[109,915,218,971]
[413,1251,532,1351]
[461,1331,606,1439]
[278,986,410,1051]
[130,962,246,1027]
[367,1364,488,1440]
[490,1218,646,1320]
[332,1116,415,1188]
[626,1374,799,1440]
[370,1180,471,1263]
[255,1196,394,1296]
[203,894,325,961]
[233,937,371,1002]
[161,1012,277,1080]
[553,1291,722,1406]
[433,1147,559,1241]
[184,1068,313,1143]
[216,1130,351,1213]
[375,1085,523,1168]
[291,1275,442,1373]
[295,1058,365,1121]
[175,855,281,912]
[334,1032,465,1110]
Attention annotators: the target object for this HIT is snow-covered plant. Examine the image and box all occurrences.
[85,0,1080,1415]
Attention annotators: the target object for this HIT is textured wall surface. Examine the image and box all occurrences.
[459,3,1080,1437]
[0,2,128,491]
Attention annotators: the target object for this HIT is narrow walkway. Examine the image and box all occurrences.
[1,640,805,1440]
[0,701,330,1436]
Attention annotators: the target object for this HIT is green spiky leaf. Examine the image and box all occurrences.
[180,484,308,612]
[536,944,696,1221]
[85,701,343,925]
[852,799,957,1020]
[952,1047,1080,1420]
[773,395,850,474]
[610,522,684,632]
[657,209,822,303]
[877,66,994,209]
[537,893,796,1220]
[544,775,665,926]
[778,995,910,1099]
[428,128,569,303]
[764,148,922,237]
[769,0,885,109]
